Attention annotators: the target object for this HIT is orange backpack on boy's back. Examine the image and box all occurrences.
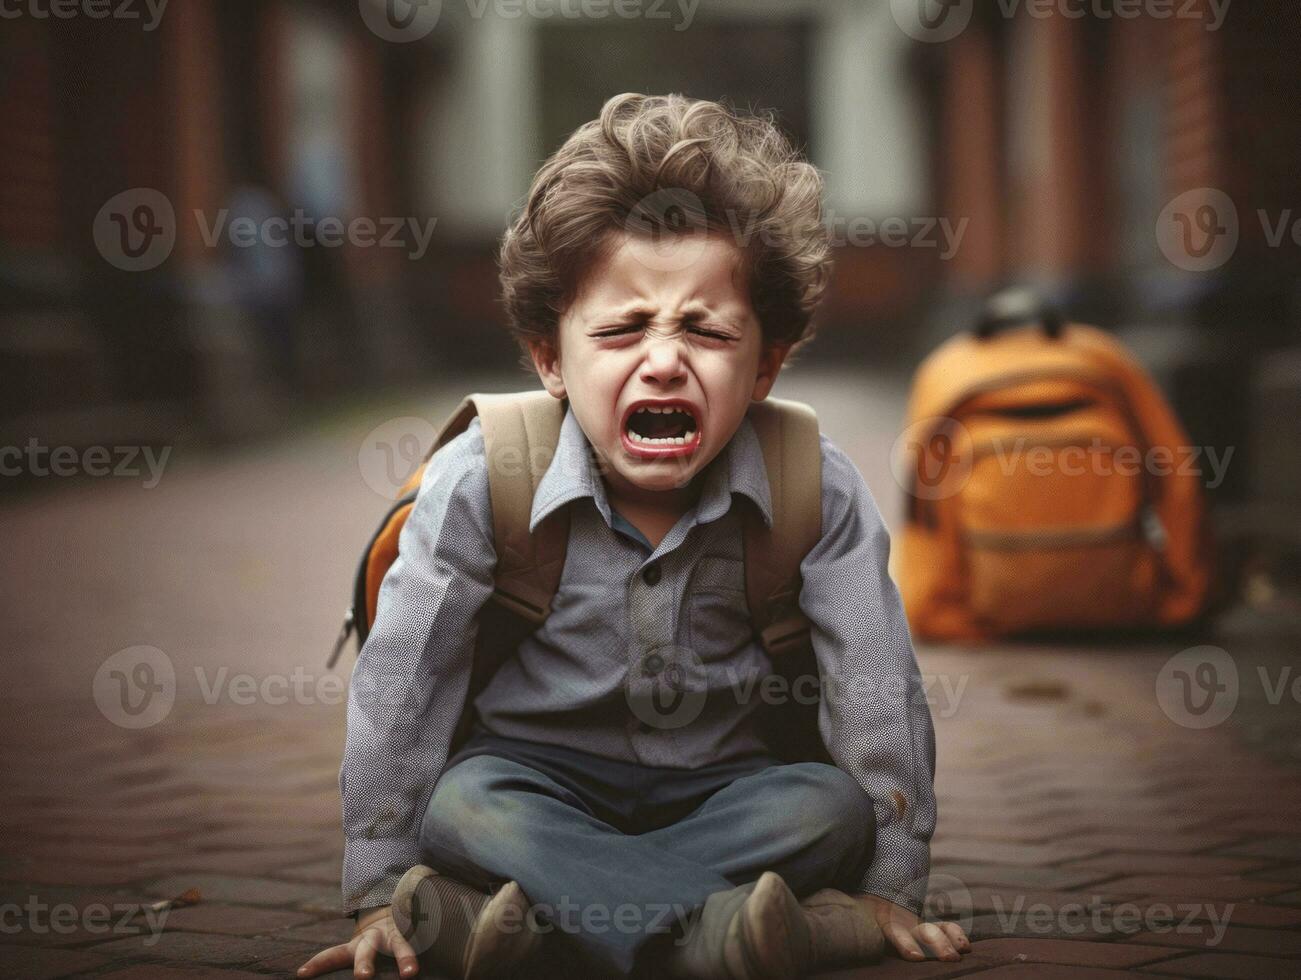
[897,302,1214,642]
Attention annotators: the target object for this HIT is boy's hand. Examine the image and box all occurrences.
[856,893,970,962]
[296,905,421,979]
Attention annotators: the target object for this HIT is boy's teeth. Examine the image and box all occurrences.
[628,429,695,445]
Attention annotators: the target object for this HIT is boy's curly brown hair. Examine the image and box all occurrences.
[498,93,832,359]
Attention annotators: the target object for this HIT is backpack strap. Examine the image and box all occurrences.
[743,398,823,657]
[433,391,569,625]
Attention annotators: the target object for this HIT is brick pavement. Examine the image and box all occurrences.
[2,370,1299,979]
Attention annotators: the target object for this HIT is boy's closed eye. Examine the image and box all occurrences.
[589,320,739,342]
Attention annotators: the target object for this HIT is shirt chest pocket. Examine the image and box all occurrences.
[687,556,754,657]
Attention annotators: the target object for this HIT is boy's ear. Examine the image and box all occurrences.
[527,338,566,400]
[750,343,791,402]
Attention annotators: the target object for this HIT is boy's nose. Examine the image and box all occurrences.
[639,336,688,386]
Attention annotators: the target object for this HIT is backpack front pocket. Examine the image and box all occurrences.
[959,437,1160,632]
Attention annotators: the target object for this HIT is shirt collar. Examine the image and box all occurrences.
[529,405,774,533]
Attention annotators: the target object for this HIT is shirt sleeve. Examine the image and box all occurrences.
[798,434,937,916]
[339,417,497,915]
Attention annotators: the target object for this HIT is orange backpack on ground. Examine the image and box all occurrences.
[897,307,1214,642]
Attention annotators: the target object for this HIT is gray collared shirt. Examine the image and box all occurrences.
[340,406,937,915]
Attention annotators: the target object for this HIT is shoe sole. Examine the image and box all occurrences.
[734,872,812,980]
[392,866,539,979]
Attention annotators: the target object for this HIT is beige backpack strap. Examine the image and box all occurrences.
[744,398,823,656]
[433,390,569,624]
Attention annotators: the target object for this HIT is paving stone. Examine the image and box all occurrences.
[1070,832,1243,855]
[1061,854,1268,878]
[931,840,1103,867]
[271,857,341,885]
[274,917,356,945]
[0,860,148,888]
[968,938,1181,969]
[932,863,1115,892]
[964,966,1157,978]
[813,953,1000,979]
[93,966,272,980]
[1124,924,1301,956]
[1243,863,1301,882]
[0,945,109,979]
[151,902,317,936]
[1214,837,1301,861]
[87,930,316,966]
[142,874,332,909]
[1141,951,1301,978]
[1099,877,1294,903]
[1124,897,1301,930]
[966,912,1120,943]
[138,845,332,878]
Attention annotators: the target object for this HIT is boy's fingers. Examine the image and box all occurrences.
[389,931,421,977]
[939,920,971,950]
[296,943,352,978]
[353,932,379,978]
[916,922,960,961]
[883,922,925,961]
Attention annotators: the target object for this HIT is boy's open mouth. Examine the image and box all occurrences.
[621,401,701,459]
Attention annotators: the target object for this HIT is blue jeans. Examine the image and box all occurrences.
[419,729,876,977]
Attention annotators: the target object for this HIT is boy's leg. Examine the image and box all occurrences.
[637,761,877,898]
[420,751,736,977]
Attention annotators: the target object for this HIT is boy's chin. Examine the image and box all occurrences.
[612,458,700,494]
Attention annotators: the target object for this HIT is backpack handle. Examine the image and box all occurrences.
[974,288,1063,340]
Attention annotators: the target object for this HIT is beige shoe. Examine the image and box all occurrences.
[668,871,812,980]
[390,865,540,979]
[800,889,885,970]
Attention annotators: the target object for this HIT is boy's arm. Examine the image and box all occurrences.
[798,434,937,916]
[339,417,497,916]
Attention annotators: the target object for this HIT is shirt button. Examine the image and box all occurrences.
[642,652,665,676]
[642,563,662,586]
